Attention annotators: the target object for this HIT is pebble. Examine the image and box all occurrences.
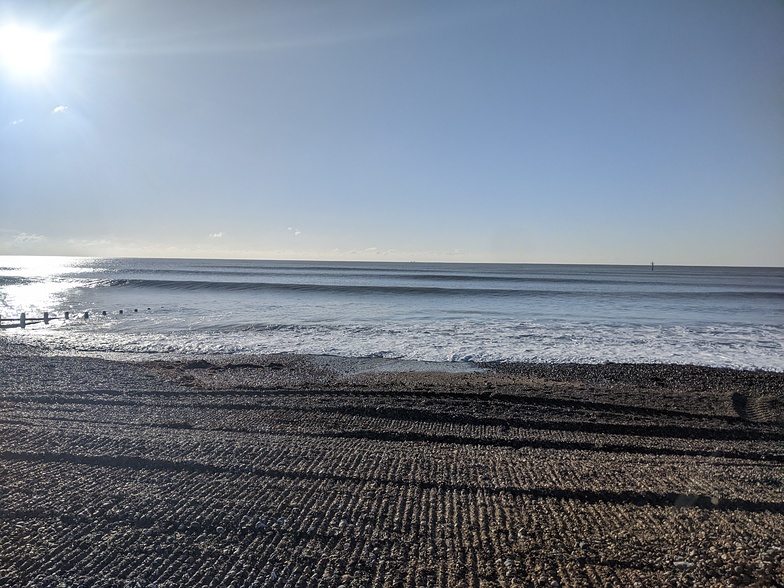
[2,351,782,588]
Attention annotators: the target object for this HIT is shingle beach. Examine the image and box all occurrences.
[1,342,782,587]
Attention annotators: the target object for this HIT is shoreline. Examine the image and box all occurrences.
[1,341,782,586]
[4,335,784,374]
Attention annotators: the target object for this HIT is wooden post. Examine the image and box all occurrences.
[20,313,26,329]
[44,312,49,324]
[65,311,70,320]
[83,312,89,319]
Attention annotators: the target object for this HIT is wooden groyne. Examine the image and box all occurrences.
[0,312,80,329]
[0,309,145,329]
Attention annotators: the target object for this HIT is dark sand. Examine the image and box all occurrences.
[0,342,782,587]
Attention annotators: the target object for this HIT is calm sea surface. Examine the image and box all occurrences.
[1,256,782,371]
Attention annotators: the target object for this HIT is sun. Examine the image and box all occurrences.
[0,23,55,79]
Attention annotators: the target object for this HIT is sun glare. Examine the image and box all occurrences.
[0,23,55,79]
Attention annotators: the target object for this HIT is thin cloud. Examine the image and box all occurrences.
[67,238,112,248]
[51,105,68,114]
[14,232,46,243]
[209,232,224,238]
[10,119,24,125]
[287,227,301,236]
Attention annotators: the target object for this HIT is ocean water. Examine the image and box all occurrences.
[0,256,782,371]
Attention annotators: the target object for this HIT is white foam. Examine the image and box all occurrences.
[7,318,783,371]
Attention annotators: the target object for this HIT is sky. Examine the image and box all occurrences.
[0,0,782,266]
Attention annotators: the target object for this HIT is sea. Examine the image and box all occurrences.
[0,256,782,371]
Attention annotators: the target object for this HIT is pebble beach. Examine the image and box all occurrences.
[1,341,782,587]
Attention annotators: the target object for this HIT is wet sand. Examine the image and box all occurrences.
[1,343,782,587]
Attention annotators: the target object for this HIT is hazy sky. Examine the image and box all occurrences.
[1,0,782,265]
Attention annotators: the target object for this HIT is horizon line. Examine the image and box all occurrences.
[0,253,781,269]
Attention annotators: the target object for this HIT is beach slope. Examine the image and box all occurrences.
[1,348,782,587]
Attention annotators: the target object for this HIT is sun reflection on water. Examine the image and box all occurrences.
[0,256,92,316]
